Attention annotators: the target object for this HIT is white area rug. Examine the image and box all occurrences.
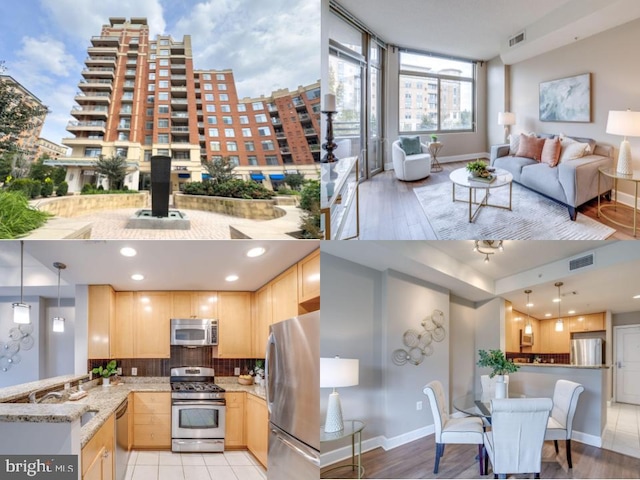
[413,181,615,240]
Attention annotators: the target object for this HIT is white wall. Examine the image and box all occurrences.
[74,285,89,376]
[450,296,477,402]
[44,298,76,379]
[473,298,503,393]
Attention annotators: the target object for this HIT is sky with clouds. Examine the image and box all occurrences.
[0,0,320,148]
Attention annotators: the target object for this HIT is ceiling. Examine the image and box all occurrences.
[321,240,640,316]
[0,240,319,297]
[332,0,640,62]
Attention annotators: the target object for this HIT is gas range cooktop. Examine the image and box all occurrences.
[171,382,225,393]
[169,366,226,401]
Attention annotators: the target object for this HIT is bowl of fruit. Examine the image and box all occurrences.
[238,374,254,385]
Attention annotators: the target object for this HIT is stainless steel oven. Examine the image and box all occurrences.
[170,367,226,453]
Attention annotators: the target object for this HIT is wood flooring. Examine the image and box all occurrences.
[351,161,637,240]
[321,434,640,479]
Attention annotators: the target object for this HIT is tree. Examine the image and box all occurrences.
[28,156,66,185]
[201,156,236,185]
[284,173,305,191]
[0,62,49,154]
[299,179,321,239]
[95,154,127,190]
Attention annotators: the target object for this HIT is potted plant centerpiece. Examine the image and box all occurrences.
[476,349,519,398]
[466,160,491,178]
[92,360,118,387]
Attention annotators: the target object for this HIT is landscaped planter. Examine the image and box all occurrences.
[174,193,285,220]
[32,192,149,218]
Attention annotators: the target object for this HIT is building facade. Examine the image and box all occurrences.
[35,138,67,159]
[54,18,320,192]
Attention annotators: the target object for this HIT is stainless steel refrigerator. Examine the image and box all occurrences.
[571,338,604,366]
[265,311,320,480]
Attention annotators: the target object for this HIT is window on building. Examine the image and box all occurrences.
[150,54,156,60]
[211,155,223,162]
[252,101,263,110]
[204,84,213,91]
[247,156,258,166]
[174,151,189,160]
[208,128,219,137]
[218,84,228,91]
[224,128,235,137]
[145,121,154,130]
[239,116,249,124]
[216,73,225,80]
[144,135,152,145]
[149,63,156,70]
[160,39,169,46]
[242,128,252,137]
[121,105,132,114]
[158,134,169,143]
[261,140,275,150]
[266,156,279,166]
[149,73,156,80]
[159,59,169,66]
[226,141,238,151]
[156,149,169,156]
[398,51,475,133]
[202,73,211,80]
[207,116,217,125]
[84,147,102,157]
[122,92,134,100]
[255,114,268,123]
[222,116,233,125]
[158,105,169,114]
[148,84,155,92]
[258,126,271,137]
[221,105,231,112]
[159,49,169,55]
[159,80,169,88]
[205,94,214,101]
[219,94,229,101]
[118,132,130,141]
[115,147,128,157]
[206,104,215,112]
[245,141,255,151]
[210,141,221,151]
[228,155,240,166]
[158,92,169,101]
[146,108,154,116]
[144,151,152,161]
[158,119,169,128]
[237,104,246,112]
[159,69,168,77]
[306,87,320,100]
[147,95,155,103]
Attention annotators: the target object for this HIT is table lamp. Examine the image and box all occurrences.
[320,356,359,433]
[498,112,516,144]
[606,109,640,175]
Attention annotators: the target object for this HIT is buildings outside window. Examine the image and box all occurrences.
[224,128,235,137]
[210,141,221,151]
[261,140,274,150]
[242,128,252,137]
[245,141,255,151]
[226,141,238,151]
[255,113,267,123]
[306,87,320,100]
[208,128,219,136]
[251,101,263,110]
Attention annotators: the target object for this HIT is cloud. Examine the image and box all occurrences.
[15,36,80,79]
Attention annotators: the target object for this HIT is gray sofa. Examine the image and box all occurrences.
[490,139,614,220]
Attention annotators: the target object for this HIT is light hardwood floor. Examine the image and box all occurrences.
[350,162,637,240]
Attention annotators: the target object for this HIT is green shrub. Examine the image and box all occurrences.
[299,179,321,239]
[299,179,320,212]
[81,189,137,195]
[30,180,42,199]
[182,182,208,195]
[183,179,276,200]
[56,181,68,196]
[81,183,94,194]
[6,178,35,198]
[0,191,50,239]
[41,178,54,197]
[276,187,300,196]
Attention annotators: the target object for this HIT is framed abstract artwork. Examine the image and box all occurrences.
[539,73,591,122]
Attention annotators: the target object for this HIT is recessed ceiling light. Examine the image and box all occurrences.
[120,247,137,257]
[225,274,239,282]
[131,274,144,281]
[568,310,576,314]
[246,247,266,258]
[634,295,640,299]
[545,313,552,317]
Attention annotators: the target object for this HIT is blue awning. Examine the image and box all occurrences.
[250,173,265,181]
[269,174,286,181]
[201,174,211,180]
[178,173,191,179]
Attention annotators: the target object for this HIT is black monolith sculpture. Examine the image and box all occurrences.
[150,155,171,217]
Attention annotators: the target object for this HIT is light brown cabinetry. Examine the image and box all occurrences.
[271,265,299,323]
[253,284,272,358]
[82,413,114,480]
[132,392,171,448]
[225,392,246,448]
[246,394,268,468]
[171,291,218,319]
[569,313,605,332]
[297,249,320,313]
[133,292,171,358]
[88,285,115,359]
[218,292,252,358]
[113,292,134,358]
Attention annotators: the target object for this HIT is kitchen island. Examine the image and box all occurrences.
[508,363,609,447]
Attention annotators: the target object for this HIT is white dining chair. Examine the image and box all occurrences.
[544,379,584,468]
[423,380,484,475]
[484,397,553,479]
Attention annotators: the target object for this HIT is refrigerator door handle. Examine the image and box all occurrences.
[265,331,276,415]
[271,428,320,466]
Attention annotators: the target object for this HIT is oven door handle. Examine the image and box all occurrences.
[172,400,225,406]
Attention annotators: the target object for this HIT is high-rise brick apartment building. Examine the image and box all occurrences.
[55,18,320,192]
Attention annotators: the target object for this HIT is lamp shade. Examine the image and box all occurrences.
[52,317,65,333]
[606,110,640,137]
[320,357,359,388]
[12,303,30,324]
[498,112,516,126]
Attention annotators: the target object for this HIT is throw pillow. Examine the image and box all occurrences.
[509,131,535,155]
[559,141,590,162]
[515,134,546,161]
[559,134,595,154]
[399,136,422,155]
[541,137,562,167]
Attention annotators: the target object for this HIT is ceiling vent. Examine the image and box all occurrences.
[568,252,595,272]
[508,31,526,47]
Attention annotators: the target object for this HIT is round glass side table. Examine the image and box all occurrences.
[320,420,365,479]
[598,166,640,236]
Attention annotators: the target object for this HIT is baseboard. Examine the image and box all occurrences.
[384,152,489,172]
[382,424,435,451]
[613,190,640,209]
[572,430,602,448]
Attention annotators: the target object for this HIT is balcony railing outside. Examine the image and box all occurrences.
[67,120,106,128]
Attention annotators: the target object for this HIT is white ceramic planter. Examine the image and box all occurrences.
[495,375,507,398]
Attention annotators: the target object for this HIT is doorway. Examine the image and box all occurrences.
[614,325,640,405]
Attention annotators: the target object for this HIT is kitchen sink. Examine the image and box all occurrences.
[80,410,98,427]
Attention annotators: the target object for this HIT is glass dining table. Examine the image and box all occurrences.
[453,393,527,422]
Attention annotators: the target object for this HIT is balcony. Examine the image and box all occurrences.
[309,144,321,152]
[62,136,105,146]
[268,104,278,113]
[171,75,187,81]
[66,120,106,132]
[171,141,192,148]
[75,92,111,104]
[82,68,115,79]
[90,36,120,47]
[271,118,282,126]
[304,128,318,136]
[293,98,305,108]
[276,132,287,139]
[171,98,188,105]
[85,56,116,66]
[124,69,136,78]
[171,63,186,71]
[281,148,291,155]
[199,135,206,141]
[71,105,109,118]
[298,113,311,122]
[117,123,131,130]
[87,46,118,55]
[171,86,187,92]
[171,126,190,134]
[122,81,135,90]
[126,59,137,66]
[120,109,133,116]
[121,94,134,103]
[172,112,189,122]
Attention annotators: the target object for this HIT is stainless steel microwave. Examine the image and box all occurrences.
[171,318,218,346]
[520,329,533,346]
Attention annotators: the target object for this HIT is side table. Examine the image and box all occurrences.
[320,420,365,479]
[597,166,640,236]
[429,141,443,172]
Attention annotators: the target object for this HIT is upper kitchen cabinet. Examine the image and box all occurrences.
[569,312,605,332]
[297,249,320,313]
[271,265,299,323]
[88,285,115,359]
[134,292,172,358]
[113,291,134,358]
[218,292,252,358]
[253,284,272,358]
[171,291,218,319]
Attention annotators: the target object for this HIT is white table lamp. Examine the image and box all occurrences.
[606,109,640,175]
[320,357,359,433]
[498,112,516,143]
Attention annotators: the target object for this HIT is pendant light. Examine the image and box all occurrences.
[554,282,564,332]
[524,289,533,335]
[52,262,67,333]
[12,240,30,324]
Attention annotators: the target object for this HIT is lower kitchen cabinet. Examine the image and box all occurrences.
[132,392,171,448]
[225,392,246,448]
[82,413,115,480]
[246,394,268,468]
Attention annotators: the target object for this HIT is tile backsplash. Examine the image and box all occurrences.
[506,352,570,364]
[89,346,263,377]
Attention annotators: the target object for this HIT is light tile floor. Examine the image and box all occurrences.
[126,450,266,480]
[603,402,640,459]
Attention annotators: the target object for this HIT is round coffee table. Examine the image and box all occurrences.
[449,167,513,222]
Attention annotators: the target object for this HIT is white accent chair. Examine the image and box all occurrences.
[392,140,431,181]
[484,398,553,479]
[423,380,484,475]
[544,379,584,469]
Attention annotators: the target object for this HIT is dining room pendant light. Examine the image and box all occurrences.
[52,262,67,333]
[12,240,30,324]
[524,289,533,335]
[554,282,564,332]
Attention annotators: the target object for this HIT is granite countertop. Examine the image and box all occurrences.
[518,363,610,369]
[0,373,90,403]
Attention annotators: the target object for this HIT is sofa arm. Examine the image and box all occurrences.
[420,142,430,154]
[558,154,614,207]
[490,144,510,165]
[392,142,407,176]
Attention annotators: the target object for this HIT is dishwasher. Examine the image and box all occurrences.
[115,398,130,480]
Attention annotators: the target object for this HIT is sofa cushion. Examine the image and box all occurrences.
[560,134,596,154]
[509,131,536,155]
[493,156,538,182]
[520,163,568,204]
[559,137,590,162]
[541,138,562,167]
[399,136,422,155]
[515,134,546,161]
